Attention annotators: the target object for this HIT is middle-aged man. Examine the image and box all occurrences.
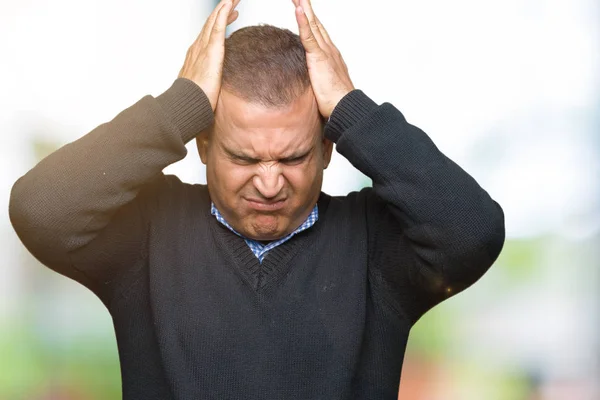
[9,0,505,398]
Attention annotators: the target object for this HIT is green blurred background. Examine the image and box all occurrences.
[1,0,598,399]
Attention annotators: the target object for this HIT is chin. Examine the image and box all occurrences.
[248,215,287,241]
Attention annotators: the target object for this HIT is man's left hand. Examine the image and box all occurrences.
[292,0,355,119]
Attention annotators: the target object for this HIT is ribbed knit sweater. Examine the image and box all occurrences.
[9,78,505,400]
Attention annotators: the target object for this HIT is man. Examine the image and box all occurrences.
[9,0,505,398]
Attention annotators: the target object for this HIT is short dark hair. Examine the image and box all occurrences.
[222,25,311,108]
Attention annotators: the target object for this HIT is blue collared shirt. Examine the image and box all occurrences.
[211,203,319,263]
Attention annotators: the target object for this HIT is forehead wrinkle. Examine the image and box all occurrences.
[215,91,323,161]
[253,130,295,161]
[217,120,320,162]
[214,115,255,157]
[243,126,311,161]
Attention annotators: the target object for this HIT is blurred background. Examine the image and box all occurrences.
[1,0,599,398]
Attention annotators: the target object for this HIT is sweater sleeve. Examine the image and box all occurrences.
[8,78,213,299]
[325,90,505,324]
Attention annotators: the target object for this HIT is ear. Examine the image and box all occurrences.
[322,138,334,169]
[195,130,211,165]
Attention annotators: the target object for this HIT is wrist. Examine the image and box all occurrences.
[156,78,214,143]
[324,90,378,143]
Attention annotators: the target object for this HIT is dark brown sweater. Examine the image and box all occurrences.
[9,78,505,399]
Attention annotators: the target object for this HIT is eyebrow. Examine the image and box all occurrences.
[222,145,313,163]
[222,147,261,163]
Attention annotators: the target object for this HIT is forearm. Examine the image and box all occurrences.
[9,78,213,266]
[325,90,505,292]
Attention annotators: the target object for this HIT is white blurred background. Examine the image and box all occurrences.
[1,0,598,398]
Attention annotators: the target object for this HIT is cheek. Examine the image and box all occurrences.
[210,159,253,194]
[284,163,320,193]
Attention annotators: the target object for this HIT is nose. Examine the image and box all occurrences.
[253,163,285,199]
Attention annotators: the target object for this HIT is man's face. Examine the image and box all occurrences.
[197,88,333,241]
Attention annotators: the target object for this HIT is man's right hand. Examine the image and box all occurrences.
[178,0,240,111]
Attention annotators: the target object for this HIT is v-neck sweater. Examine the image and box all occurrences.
[9,78,505,399]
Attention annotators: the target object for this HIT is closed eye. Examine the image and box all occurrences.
[222,145,312,166]
[230,155,260,165]
[280,154,308,165]
[223,149,260,165]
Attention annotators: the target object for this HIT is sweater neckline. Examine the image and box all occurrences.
[207,193,331,295]
[211,202,319,262]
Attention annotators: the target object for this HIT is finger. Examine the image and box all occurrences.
[199,1,232,46]
[208,1,233,47]
[230,0,241,15]
[196,2,224,43]
[291,0,299,7]
[299,0,327,49]
[314,15,334,48]
[295,6,323,54]
[227,9,239,25]
[226,0,241,26]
